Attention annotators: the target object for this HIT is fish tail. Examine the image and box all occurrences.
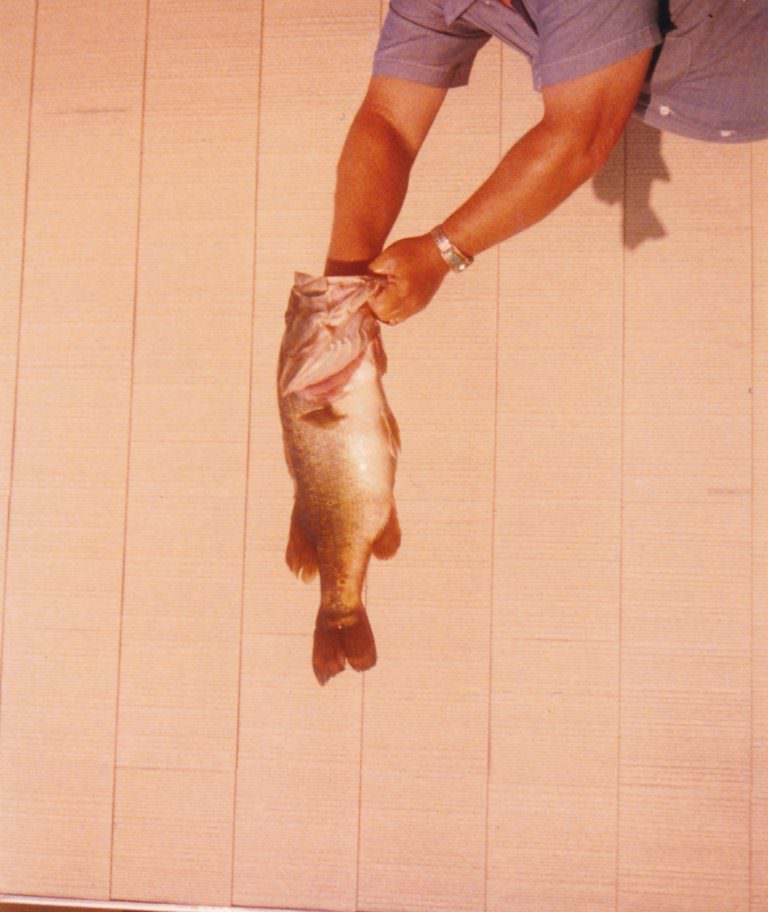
[312,605,377,686]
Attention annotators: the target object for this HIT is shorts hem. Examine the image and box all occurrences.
[372,58,470,89]
[537,24,661,88]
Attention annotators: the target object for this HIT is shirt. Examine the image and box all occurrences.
[372,0,768,143]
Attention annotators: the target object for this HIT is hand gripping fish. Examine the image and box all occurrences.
[277,273,401,685]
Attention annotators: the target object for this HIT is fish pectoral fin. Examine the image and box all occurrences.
[372,504,401,560]
[285,502,318,582]
[300,403,343,426]
[380,402,401,457]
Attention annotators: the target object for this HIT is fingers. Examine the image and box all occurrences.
[368,281,402,325]
[365,251,397,324]
[367,234,447,325]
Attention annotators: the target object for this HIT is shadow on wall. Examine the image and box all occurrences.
[592,118,670,249]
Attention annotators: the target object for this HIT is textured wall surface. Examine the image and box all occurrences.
[0,2,766,911]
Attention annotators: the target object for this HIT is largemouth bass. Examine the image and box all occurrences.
[278,273,401,685]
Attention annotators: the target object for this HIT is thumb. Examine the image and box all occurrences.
[368,250,393,277]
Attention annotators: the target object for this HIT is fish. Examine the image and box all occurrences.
[277,272,401,685]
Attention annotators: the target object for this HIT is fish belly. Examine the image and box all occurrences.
[293,356,394,586]
[282,352,399,684]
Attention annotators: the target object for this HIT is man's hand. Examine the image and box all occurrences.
[367,233,450,325]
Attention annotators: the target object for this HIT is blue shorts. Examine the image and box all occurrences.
[373,1,768,143]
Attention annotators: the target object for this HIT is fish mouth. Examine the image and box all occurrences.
[279,274,384,400]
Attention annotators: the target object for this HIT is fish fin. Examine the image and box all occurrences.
[298,350,365,403]
[372,504,401,560]
[380,401,401,457]
[282,333,359,395]
[371,332,388,375]
[312,607,376,685]
[300,403,343,426]
[312,626,347,686]
[285,502,318,582]
[341,610,377,673]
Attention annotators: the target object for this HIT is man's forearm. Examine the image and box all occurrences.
[442,117,609,259]
[439,46,653,259]
[325,108,415,275]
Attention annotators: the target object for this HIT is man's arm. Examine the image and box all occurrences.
[369,46,654,323]
[324,76,447,276]
[441,46,654,255]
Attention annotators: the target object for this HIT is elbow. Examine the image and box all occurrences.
[555,119,625,185]
[585,119,625,173]
[542,105,628,180]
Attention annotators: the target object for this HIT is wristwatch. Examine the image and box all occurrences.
[430,225,474,272]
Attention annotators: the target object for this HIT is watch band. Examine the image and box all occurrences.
[430,225,474,272]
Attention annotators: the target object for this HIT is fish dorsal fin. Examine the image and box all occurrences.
[380,400,401,458]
